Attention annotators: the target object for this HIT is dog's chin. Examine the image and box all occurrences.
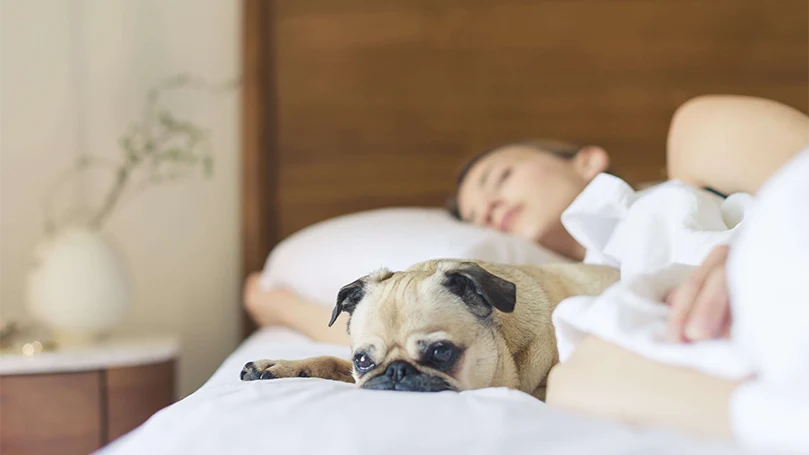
[360,373,458,392]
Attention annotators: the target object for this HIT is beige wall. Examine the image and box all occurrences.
[0,0,242,397]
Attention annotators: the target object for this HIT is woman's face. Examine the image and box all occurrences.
[456,145,608,246]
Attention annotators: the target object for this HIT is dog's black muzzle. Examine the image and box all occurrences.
[360,360,457,392]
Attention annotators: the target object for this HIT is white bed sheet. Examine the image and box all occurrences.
[98,327,757,455]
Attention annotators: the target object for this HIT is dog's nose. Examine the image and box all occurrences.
[385,361,418,382]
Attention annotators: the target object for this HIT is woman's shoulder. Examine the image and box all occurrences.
[667,94,809,196]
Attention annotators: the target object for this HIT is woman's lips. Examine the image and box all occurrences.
[498,205,523,233]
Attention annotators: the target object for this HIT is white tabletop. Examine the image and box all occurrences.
[0,335,179,375]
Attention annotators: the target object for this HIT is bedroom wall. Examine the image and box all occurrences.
[0,0,241,397]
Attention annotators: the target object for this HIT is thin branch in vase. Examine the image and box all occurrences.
[116,150,207,212]
[54,206,96,230]
[42,157,121,234]
[64,73,238,231]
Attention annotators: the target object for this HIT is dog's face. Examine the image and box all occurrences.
[328,261,516,393]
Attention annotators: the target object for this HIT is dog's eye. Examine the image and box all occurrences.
[353,353,375,372]
[428,342,456,366]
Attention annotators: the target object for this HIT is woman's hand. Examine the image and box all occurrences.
[243,272,296,327]
[664,245,732,342]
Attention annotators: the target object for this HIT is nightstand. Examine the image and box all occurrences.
[0,336,178,455]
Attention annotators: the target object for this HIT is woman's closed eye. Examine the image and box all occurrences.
[463,167,512,224]
[496,167,512,189]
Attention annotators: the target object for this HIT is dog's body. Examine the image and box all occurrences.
[241,260,619,400]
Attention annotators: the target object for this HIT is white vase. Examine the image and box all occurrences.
[26,226,131,344]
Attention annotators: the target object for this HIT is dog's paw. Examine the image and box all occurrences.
[240,359,311,381]
[240,360,275,381]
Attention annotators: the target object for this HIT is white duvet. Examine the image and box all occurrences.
[98,328,752,455]
[555,174,755,379]
[98,173,776,455]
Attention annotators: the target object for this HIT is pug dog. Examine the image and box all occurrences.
[240,260,619,400]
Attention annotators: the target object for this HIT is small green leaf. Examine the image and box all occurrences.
[158,111,175,128]
[203,156,213,177]
[119,136,133,150]
[120,136,140,163]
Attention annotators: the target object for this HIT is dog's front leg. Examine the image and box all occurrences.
[240,356,354,383]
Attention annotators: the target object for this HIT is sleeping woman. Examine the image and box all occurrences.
[243,95,809,449]
[245,94,807,345]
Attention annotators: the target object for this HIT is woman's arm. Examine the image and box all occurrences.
[244,273,351,346]
[662,97,808,342]
[548,96,807,441]
[546,337,739,439]
[667,95,809,195]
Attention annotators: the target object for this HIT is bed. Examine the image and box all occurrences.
[98,1,808,453]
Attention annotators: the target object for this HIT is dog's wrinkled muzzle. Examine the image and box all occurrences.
[360,361,457,392]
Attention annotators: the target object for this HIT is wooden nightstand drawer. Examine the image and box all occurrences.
[0,371,103,455]
[106,361,175,441]
[0,360,175,455]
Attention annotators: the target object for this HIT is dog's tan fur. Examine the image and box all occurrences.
[242,260,619,400]
[241,357,354,382]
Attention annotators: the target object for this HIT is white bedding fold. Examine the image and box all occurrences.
[554,174,755,379]
[555,149,809,452]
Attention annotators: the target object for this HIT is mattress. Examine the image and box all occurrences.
[97,327,755,455]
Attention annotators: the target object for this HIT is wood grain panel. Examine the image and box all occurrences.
[105,361,175,442]
[263,0,808,237]
[242,0,277,336]
[0,372,102,455]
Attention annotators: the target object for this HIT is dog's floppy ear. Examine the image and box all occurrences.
[328,279,366,327]
[442,262,516,318]
[329,268,393,327]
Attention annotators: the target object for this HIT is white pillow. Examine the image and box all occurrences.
[259,207,568,306]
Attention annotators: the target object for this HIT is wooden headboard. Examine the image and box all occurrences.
[241,0,808,334]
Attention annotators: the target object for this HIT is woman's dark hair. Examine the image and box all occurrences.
[446,139,584,220]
